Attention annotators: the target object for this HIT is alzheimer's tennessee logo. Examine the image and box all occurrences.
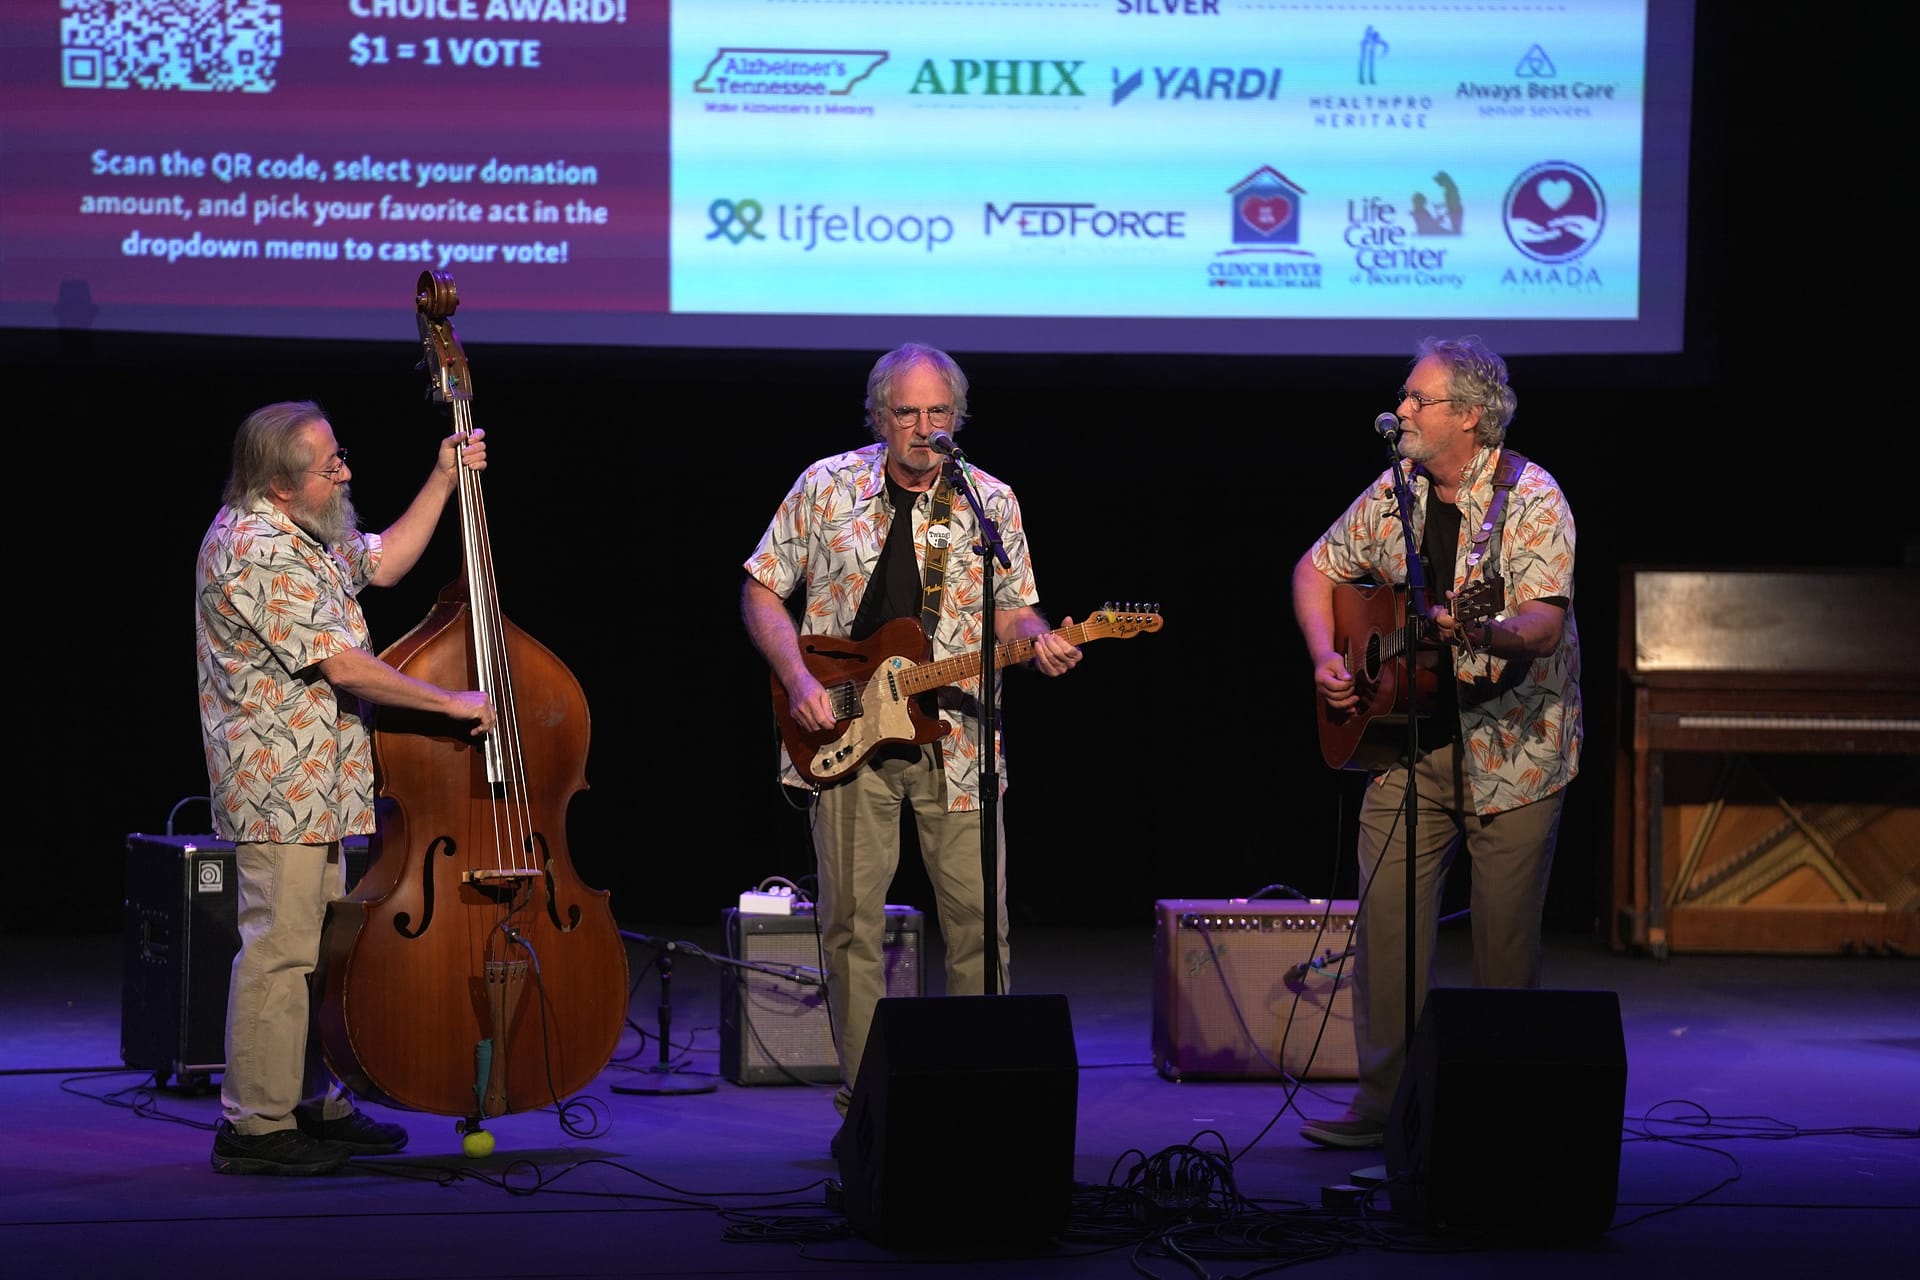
[1502,161,1604,263]
[693,49,888,97]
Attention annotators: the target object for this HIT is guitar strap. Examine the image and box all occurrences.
[1466,447,1529,577]
[918,476,955,637]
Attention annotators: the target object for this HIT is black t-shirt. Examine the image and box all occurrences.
[849,473,928,642]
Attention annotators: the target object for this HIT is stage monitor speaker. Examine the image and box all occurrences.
[1151,898,1358,1081]
[1386,987,1628,1239]
[121,833,369,1087]
[719,905,923,1086]
[837,993,1078,1248]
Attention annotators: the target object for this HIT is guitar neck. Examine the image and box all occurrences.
[895,620,1089,695]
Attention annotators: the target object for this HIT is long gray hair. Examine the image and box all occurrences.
[222,400,327,508]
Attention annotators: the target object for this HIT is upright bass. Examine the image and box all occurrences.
[316,271,627,1127]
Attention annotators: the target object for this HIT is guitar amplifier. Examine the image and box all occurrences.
[121,833,369,1088]
[720,905,923,1086]
[1151,898,1359,1081]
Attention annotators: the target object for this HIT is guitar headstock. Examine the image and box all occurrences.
[1453,576,1506,623]
[1084,602,1164,639]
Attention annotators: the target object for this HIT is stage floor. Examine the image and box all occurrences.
[2,919,1914,1279]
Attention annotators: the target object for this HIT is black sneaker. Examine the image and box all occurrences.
[296,1108,409,1155]
[210,1119,351,1176]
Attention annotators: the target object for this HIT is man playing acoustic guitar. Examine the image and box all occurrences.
[1290,335,1583,1150]
[741,343,1082,1150]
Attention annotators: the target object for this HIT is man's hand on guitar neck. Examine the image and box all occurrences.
[1022,613,1083,677]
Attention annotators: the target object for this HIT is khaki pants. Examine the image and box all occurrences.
[222,840,353,1133]
[810,744,1011,1112]
[1348,742,1566,1122]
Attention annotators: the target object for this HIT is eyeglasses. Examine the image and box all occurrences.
[1397,386,1458,410]
[888,405,954,428]
[309,447,349,479]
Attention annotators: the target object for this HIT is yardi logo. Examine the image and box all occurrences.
[1111,65,1283,106]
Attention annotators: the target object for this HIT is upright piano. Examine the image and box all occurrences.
[1613,567,1920,956]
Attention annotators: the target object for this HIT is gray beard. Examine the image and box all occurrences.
[291,488,361,547]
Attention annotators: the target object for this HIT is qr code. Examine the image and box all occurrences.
[61,0,283,92]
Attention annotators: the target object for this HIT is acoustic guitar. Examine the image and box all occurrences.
[1317,577,1503,770]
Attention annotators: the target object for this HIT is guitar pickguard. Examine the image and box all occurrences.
[805,655,925,783]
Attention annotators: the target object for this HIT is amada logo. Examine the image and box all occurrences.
[707,198,954,253]
[1502,161,1603,263]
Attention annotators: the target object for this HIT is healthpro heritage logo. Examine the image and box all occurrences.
[706,198,954,253]
[1308,26,1429,131]
[1502,161,1603,264]
[1207,166,1321,291]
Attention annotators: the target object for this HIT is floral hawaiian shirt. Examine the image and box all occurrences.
[745,443,1043,809]
[1309,445,1583,815]
[195,498,384,843]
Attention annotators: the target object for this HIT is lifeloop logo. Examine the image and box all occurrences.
[707,198,954,253]
[1502,161,1604,263]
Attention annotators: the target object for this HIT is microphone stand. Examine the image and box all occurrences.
[611,925,837,1095]
[940,445,1011,996]
[1379,428,1432,1080]
[611,930,718,1095]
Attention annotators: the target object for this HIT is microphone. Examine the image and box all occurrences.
[1374,411,1401,439]
[927,430,962,456]
[1282,960,1310,995]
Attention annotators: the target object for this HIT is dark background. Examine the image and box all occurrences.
[5,4,1908,941]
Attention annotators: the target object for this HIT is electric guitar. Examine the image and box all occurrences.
[772,605,1164,787]
[1317,577,1504,771]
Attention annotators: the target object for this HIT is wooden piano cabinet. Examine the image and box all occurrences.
[1612,568,1920,957]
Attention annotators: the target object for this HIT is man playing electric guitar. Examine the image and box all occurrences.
[740,343,1082,1153]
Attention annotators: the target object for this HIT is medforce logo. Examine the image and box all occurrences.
[1111,65,1283,106]
[1502,161,1603,263]
[985,202,1187,239]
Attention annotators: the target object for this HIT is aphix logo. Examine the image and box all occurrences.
[707,198,954,253]
[908,58,1086,96]
[1111,64,1283,106]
